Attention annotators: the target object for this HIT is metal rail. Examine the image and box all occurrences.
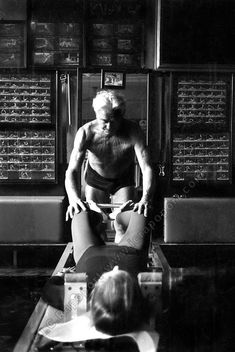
[96,203,122,208]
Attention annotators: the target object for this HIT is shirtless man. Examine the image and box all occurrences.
[65,90,155,220]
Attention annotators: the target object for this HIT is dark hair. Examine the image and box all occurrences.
[90,269,146,335]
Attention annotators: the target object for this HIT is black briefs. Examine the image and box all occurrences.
[85,162,135,195]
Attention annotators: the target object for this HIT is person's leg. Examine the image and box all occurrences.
[85,185,110,203]
[117,210,149,251]
[85,185,111,241]
[42,210,104,310]
[71,210,105,263]
[111,185,136,204]
[112,186,136,242]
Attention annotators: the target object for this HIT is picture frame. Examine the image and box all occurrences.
[102,71,126,89]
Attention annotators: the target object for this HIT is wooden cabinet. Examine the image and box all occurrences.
[0,72,57,183]
[170,73,232,183]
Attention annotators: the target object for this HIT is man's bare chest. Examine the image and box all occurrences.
[88,135,133,161]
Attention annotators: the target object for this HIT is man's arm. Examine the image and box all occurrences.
[133,127,155,217]
[65,127,88,220]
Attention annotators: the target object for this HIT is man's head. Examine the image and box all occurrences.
[92,90,126,135]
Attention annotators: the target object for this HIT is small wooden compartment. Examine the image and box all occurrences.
[156,244,235,351]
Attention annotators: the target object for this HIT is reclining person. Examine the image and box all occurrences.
[40,204,159,351]
[40,267,160,352]
[42,201,150,309]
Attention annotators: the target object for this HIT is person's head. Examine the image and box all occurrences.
[92,90,126,135]
[90,268,146,335]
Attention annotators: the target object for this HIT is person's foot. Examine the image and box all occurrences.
[87,201,109,222]
[109,200,134,220]
[114,228,125,243]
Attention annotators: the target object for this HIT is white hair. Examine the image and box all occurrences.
[92,90,126,116]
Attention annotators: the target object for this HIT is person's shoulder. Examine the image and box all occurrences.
[76,120,96,137]
[73,122,93,148]
[81,119,96,131]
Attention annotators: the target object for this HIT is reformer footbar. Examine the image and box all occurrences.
[96,203,153,258]
[96,203,122,208]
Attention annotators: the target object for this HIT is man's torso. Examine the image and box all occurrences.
[84,119,137,178]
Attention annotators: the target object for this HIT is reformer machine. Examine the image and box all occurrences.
[14,203,162,352]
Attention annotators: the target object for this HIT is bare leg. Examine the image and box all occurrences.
[118,210,149,251]
[112,185,136,204]
[71,210,105,263]
[112,186,136,243]
[85,185,110,203]
[85,185,111,241]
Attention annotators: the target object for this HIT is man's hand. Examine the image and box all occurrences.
[133,199,151,217]
[66,199,88,221]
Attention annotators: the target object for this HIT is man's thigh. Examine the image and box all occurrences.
[112,186,136,204]
[85,185,110,204]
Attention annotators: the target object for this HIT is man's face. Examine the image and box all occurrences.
[96,106,123,135]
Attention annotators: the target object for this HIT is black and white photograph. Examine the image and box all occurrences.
[1,0,235,352]
[102,71,125,88]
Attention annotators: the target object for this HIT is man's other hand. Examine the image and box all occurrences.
[66,199,88,221]
[133,199,151,217]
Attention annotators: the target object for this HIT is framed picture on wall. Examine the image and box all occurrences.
[102,71,125,89]
[0,22,26,68]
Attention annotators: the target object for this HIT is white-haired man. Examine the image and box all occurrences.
[65,90,155,222]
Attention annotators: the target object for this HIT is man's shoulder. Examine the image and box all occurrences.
[77,120,96,136]
[73,121,96,148]
[81,119,96,130]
